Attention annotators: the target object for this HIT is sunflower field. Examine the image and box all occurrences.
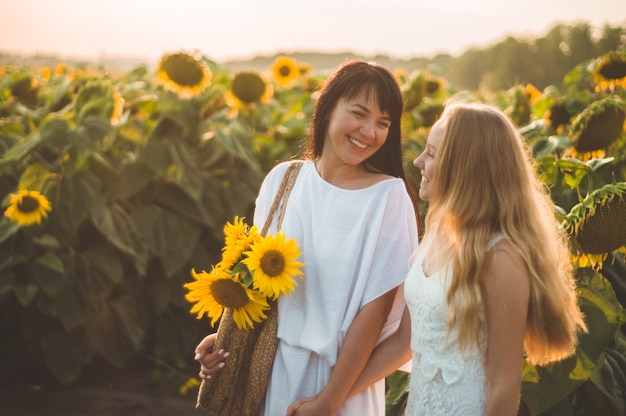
[1,49,626,415]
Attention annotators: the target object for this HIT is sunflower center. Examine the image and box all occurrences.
[211,279,250,309]
[548,103,571,128]
[425,79,441,94]
[574,106,626,152]
[18,196,40,214]
[260,250,286,277]
[279,65,292,77]
[599,60,626,80]
[232,72,266,104]
[576,196,626,254]
[162,54,204,87]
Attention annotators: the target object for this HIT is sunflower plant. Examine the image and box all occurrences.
[184,216,304,330]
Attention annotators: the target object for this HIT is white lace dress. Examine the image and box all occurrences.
[403,236,489,415]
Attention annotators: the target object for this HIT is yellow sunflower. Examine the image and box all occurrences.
[592,51,626,93]
[39,67,51,82]
[243,232,304,300]
[563,182,626,270]
[219,216,261,271]
[227,71,273,107]
[185,268,270,329]
[55,63,68,75]
[4,189,52,226]
[156,51,212,98]
[298,62,312,76]
[270,55,299,87]
[567,96,626,160]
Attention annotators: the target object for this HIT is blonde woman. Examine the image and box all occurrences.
[288,101,586,416]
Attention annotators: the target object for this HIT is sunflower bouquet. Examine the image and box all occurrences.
[184,216,304,330]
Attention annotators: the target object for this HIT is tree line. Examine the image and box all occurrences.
[445,21,625,91]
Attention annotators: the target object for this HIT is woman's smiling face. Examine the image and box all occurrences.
[324,89,391,167]
[413,119,445,201]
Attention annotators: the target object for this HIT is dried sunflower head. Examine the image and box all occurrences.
[545,99,573,133]
[564,182,626,270]
[591,51,626,93]
[569,96,626,157]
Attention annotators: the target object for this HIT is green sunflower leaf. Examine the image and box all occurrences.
[34,251,64,275]
[14,283,39,306]
[0,218,20,244]
[32,234,60,248]
[590,330,626,416]
[557,158,591,189]
[0,131,42,169]
[91,202,149,275]
[88,295,144,368]
[41,326,92,385]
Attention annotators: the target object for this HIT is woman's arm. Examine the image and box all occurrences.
[287,289,399,416]
[287,302,412,416]
[348,306,412,397]
[484,240,530,416]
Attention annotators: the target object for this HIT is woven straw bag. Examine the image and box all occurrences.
[196,161,304,416]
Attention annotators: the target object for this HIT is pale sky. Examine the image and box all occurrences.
[1,0,624,63]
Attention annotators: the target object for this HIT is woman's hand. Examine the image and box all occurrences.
[286,396,334,416]
[194,333,229,380]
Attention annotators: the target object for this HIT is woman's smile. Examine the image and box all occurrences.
[348,135,368,149]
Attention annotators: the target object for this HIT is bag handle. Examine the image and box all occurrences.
[260,161,303,236]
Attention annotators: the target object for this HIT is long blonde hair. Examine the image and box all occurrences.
[423,101,586,365]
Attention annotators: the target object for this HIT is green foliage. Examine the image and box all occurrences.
[0,60,300,385]
[386,370,410,415]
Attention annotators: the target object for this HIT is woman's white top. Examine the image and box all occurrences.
[404,233,505,415]
[254,160,419,416]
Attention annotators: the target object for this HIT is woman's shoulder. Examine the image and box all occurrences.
[485,237,528,285]
[486,235,520,256]
[373,175,410,196]
[265,159,309,182]
[364,172,397,187]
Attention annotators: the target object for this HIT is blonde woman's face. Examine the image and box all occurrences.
[413,120,445,201]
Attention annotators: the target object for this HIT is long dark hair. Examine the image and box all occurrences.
[303,60,420,227]
[304,61,404,177]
